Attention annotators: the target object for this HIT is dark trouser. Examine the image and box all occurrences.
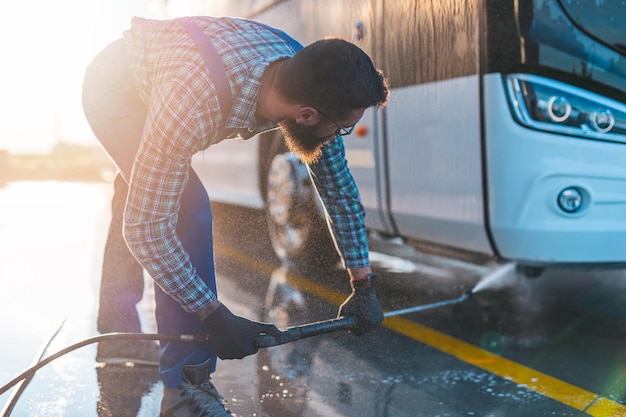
[82,38,217,387]
[97,173,144,334]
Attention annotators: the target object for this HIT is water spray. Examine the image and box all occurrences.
[471,262,517,293]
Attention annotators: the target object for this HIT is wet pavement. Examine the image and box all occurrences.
[2,181,626,416]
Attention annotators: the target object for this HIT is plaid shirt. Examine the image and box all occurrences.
[122,16,369,313]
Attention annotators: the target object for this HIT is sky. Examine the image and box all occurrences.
[0,0,168,154]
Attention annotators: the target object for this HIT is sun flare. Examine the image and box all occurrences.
[0,0,165,154]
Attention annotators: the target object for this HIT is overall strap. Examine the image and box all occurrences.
[177,17,303,120]
[177,17,233,118]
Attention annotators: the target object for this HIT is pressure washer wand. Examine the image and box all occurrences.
[383,289,473,318]
[254,290,473,348]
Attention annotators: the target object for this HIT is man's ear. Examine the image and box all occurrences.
[294,106,322,126]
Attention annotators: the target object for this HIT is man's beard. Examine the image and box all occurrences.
[278,118,335,164]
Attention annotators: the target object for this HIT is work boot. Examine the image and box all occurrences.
[160,359,233,417]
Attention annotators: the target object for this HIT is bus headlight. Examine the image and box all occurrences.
[545,96,571,123]
[506,74,626,143]
[589,109,615,133]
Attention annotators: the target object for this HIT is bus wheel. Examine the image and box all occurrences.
[266,152,339,270]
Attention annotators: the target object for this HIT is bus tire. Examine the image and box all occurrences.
[265,152,340,270]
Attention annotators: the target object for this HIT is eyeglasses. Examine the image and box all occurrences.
[316,108,356,137]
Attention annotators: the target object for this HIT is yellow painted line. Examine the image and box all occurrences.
[384,316,626,416]
[214,244,626,416]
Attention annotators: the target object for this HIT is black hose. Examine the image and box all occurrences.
[1,291,474,401]
[2,318,357,398]
[1,321,66,417]
[0,332,206,397]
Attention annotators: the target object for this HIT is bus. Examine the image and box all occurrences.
[184,0,626,278]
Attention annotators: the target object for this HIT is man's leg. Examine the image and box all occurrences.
[97,173,144,335]
[95,172,160,365]
[155,168,218,386]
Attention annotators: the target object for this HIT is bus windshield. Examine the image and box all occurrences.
[522,0,626,97]
[559,0,626,55]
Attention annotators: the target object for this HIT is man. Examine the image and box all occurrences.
[82,16,389,417]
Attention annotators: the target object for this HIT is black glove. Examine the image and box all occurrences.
[202,304,281,359]
[338,274,384,336]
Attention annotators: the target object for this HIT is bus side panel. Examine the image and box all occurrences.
[386,77,492,254]
[254,1,317,45]
[380,0,491,254]
[484,73,626,264]
[255,0,378,54]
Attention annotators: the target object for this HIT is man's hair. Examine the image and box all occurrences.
[276,37,389,120]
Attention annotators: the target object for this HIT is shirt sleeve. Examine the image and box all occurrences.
[307,136,370,269]
[122,79,217,313]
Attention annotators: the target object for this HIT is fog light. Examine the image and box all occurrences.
[557,187,583,213]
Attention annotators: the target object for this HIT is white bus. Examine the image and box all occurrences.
[186,0,626,277]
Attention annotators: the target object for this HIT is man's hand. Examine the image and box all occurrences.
[338,274,384,336]
[202,303,281,359]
